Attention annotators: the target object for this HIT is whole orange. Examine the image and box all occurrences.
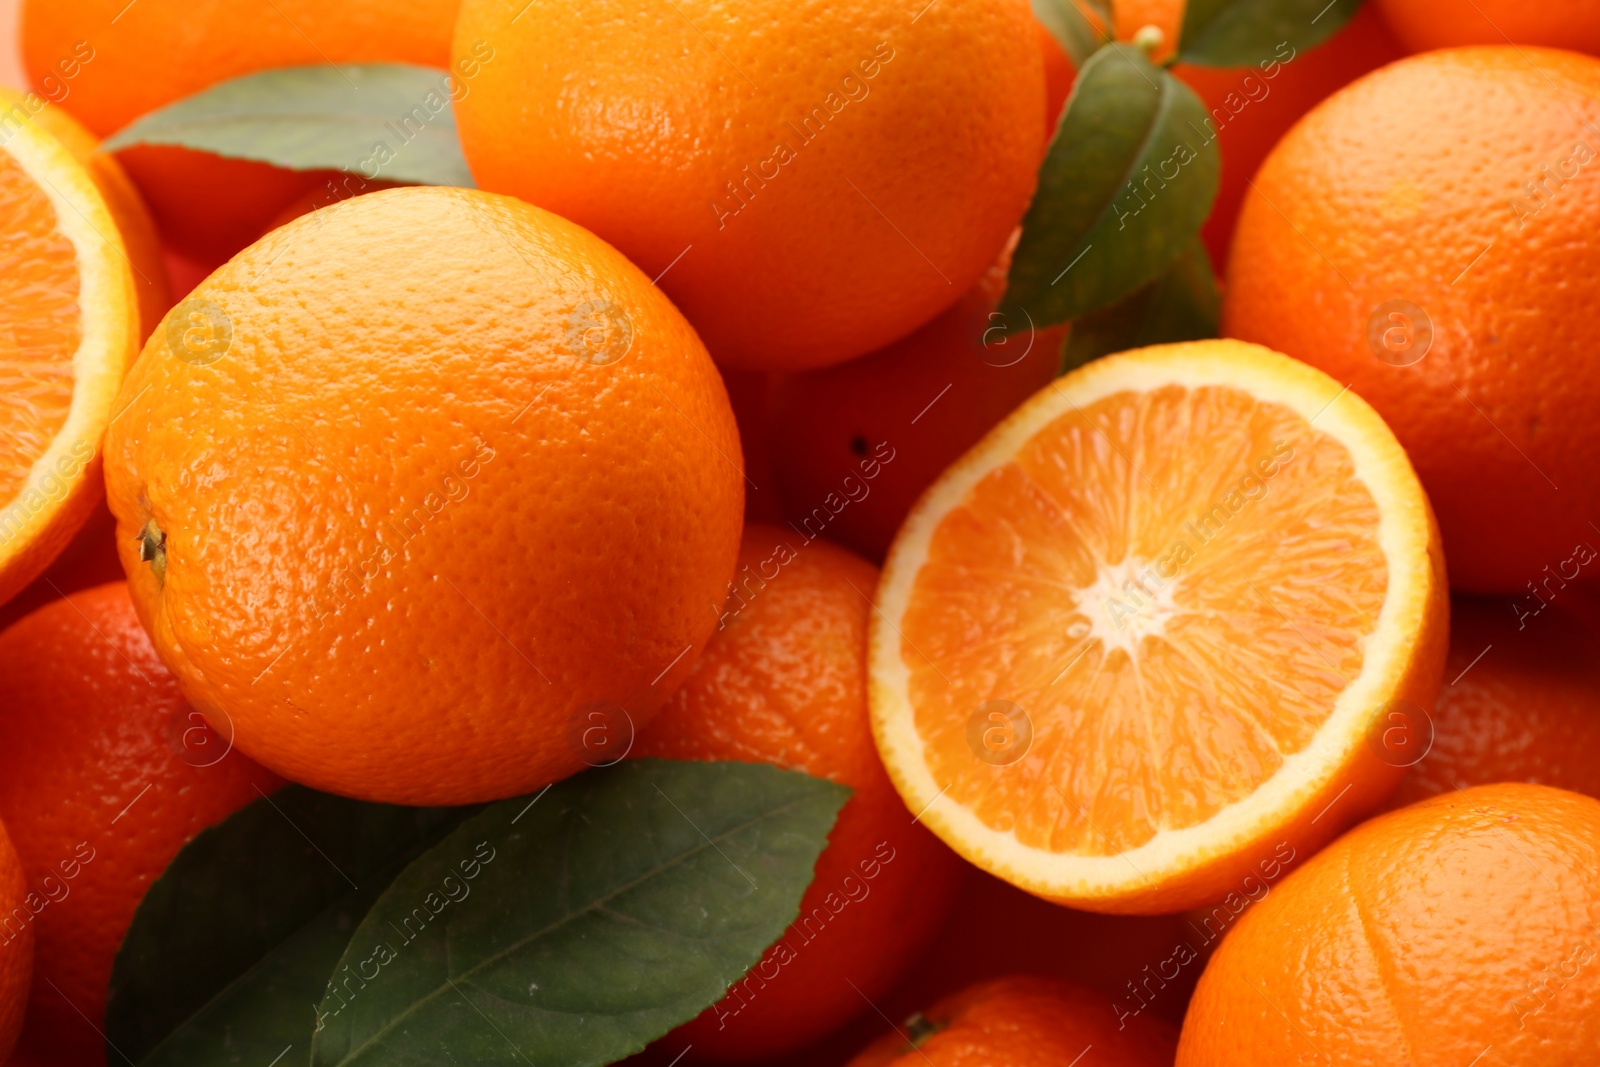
[847,976,1177,1067]
[451,0,1045,371]
[766,249,1062,562]
[1222,47,1600,593]
[103,186,745,806]
[1374,0,1600,56]
[21,0,458,262]
[0,583,282,1067]
[1385,596,1600,809]
[1179,784,1600,1065]
[634,525,963,1061]
[0,819,31,1067]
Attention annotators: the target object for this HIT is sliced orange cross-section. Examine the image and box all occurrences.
[0,106,140,607]
[870,340,1448,913]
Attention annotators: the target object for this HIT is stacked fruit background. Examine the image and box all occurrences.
[1,0,1599,1065]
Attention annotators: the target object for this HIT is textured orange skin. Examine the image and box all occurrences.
[847,977,1177,1067]
[1107,1,1401,271]
[0,583,282,1067]
[1222,48,1600,593]
[1375,0,1600,56]
[452,0,1045,371]
[104,187,745,806]
[634,526,962,1060]
[0,91,172,341]
[1179,784,1600,1065]
[766,257,1063,562]
[21,0,455,262]
[0,820,31,1067]
[1386,597,1600,809]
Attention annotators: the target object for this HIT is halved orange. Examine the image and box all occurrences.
[869,340,1448,913]
[0,106,140,608]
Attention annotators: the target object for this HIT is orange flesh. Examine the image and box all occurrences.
[901,384,1388,856]
[0,148,80,504]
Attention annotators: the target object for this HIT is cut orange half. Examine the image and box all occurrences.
[869,340,1448,913]
[0,107,140,608]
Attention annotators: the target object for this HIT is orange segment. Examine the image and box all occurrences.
[0,109,140,608]
[871,340,1448,913]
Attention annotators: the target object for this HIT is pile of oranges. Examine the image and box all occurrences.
[1,0,1599,1065]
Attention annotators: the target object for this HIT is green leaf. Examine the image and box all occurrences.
[106,787,473,1067]
[101,64,474,187]
[1177,0,1364,67]
[310,760,850,1067]
[1059,237,1220,373]
[1031,0,1108,68]
[121,889,378,1067]
[1005,44,1219,327]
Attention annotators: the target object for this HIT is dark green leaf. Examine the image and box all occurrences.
[101,64,474,187]
[1059,237,1220,373]
[1031,0,1108,68]
[106,787,472,1067]
[1005,44,1219,326]
[122,890,376,1067]
[1177,0,1363,67]
[310,760,850,1067]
